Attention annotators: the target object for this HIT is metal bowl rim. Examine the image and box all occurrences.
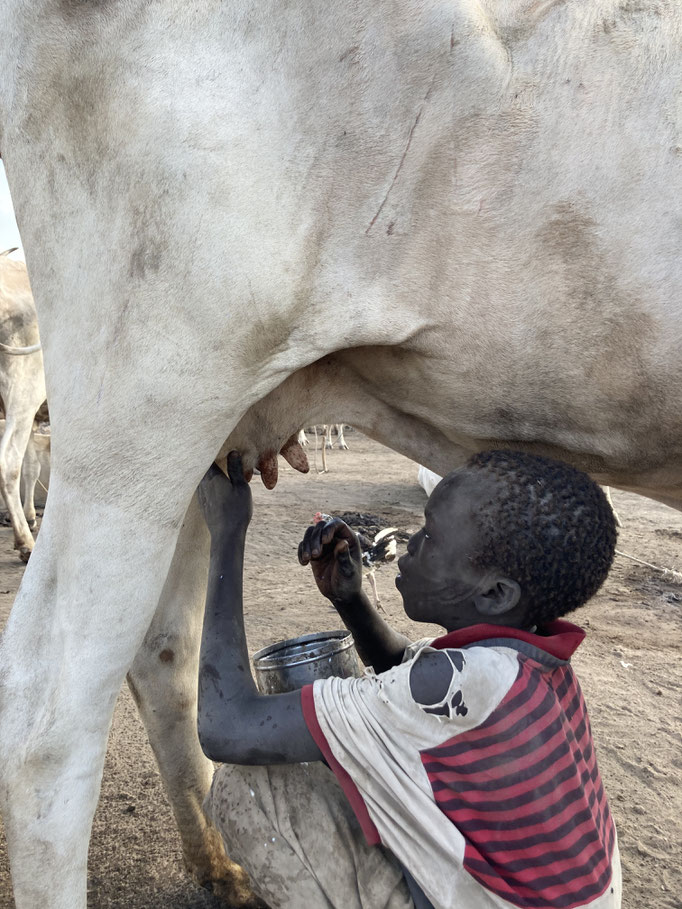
[253,630,355,671]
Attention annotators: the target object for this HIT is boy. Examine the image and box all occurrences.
[197,449,621,909]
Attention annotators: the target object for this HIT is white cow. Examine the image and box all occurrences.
[0,2,680,907]
[0,250,47,560]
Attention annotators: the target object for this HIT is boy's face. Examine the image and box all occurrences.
[396,468,498,629]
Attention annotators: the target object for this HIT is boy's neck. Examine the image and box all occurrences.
[437,607,534,635]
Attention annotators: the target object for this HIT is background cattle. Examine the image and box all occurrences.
[0,418,50,524]
[0,250,47,560]
[298,424,350,450]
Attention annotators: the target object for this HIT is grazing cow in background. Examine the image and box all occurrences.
[0,2,680,907]
[323,424,349,450]
[0,249,47,560]
[298,424,349,450]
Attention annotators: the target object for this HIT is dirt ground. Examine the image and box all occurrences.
[0,433,680,909]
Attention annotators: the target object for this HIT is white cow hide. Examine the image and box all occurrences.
[0,2,680,907]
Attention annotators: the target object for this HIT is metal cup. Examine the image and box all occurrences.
[252,630,362,694]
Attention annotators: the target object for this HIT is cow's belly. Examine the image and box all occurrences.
[223,335,682,507]
[1,0,680,499]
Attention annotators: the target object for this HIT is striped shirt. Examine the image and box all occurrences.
[302,622,621,909]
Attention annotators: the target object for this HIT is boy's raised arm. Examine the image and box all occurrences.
[298,518,410,673]
[196,455,322,765]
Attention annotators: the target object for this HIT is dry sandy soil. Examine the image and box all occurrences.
[0,434,680,909]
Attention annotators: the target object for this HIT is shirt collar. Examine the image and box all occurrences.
[430,620,586,662]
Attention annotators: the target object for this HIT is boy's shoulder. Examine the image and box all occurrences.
[413,620,586,667]
[400,620,587,724]
[405,638,521,721]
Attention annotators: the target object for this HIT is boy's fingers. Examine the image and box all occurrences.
[320,520,340,546]
[321,518,354,547]
[334,539,355,576]
[299,520,357,562]
[298,525,316,564]
[310,521,327,556]
[226,450,246,485]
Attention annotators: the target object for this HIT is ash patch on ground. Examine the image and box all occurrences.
[334,512,411,547]
[335,512,390,538]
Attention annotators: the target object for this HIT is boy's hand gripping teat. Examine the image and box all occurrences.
[197,451,253,540]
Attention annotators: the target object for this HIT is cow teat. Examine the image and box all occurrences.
[254,435,310,489]
[256,450,279,489]
[280,434,310,474]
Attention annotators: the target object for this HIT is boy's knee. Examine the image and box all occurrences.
[203,764,276,868]
[205,762,341,849]
[205,764,266,824]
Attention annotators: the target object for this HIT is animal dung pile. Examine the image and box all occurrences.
[335,512,400,541]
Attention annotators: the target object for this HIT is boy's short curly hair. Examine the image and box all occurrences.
[465,450,617,626]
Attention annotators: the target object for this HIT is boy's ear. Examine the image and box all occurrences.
[473,577,521,617]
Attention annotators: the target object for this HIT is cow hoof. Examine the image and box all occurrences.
[186,827,266,908]
[196,863,266,909]
[202,880,267,909]
[27,519,37,530]
[18,546,32,563]
[339,442,349,450]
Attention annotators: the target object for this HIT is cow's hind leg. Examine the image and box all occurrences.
[336,424,349,450]
[126,492,259,906]
[21,432,41,529]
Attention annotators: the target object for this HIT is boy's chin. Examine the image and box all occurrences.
[401,594,426,623]
[397,579,439,623]
[395,580,412,613]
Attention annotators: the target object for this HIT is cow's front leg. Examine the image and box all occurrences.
[126,492,259,907]
[0,473,202,909]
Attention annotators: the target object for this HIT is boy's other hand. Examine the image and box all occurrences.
[298,517,363,605]
[197,451,252,539]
